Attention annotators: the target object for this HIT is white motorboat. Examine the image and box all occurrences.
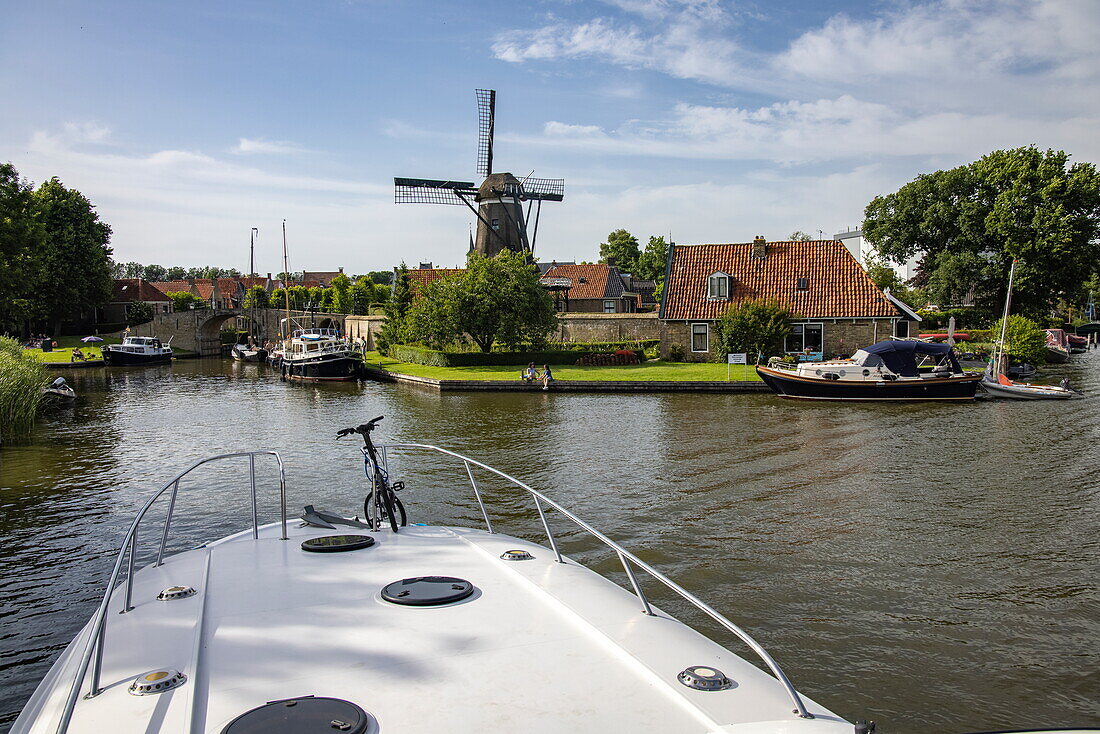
[279,320,360,381]
[12,431,856,734]
[102,336,173,366]
[41,376,76,401]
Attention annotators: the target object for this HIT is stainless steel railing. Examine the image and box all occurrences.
[370,442,814,720]
[55,451,286,734]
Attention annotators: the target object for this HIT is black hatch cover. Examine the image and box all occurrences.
[221,696,370,734]
[381,576,474,606]
[300,535,376,553]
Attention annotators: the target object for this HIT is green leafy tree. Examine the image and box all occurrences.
[0,163,45,331]
[288,285,309,310]
[864,251,907,294]
[120,261,144,278]
[712,300,794,361]
[320,287,335,310]
[330,273,353,314]
[863,146,1100,317]
[165,291,206,311]
[407,251,558,352]
[31,177,114,335]
[365,270,393,286]
[788,230,813,242]
[349,280,376,314]
[142,264,167,281]
[599,229,640,274]
[307,285,325,309]
[165,266,187,280]
[991,314,1047,365]
[634,235,669,282]
[377,264,412,354]
[243,285,269,309]
[126,301,155,326]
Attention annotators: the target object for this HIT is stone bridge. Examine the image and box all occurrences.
[110,309,346,356]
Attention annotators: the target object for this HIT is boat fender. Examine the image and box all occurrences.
[854,721,875,734]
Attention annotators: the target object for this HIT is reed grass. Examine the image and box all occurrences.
[0,336,48,440]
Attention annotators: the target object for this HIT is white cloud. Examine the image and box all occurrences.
[231,137,309,155]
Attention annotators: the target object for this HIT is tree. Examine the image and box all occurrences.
[31,177,114,335]
[287,285,309,310]
[991,314,1047,365]
[864,252,906,294]
[243,285,269,309]
[166,266,187,280]
[365,270,393,286]
[126,301,155,326]
[330,273,353,314]
[599,229,640,274]
[349,280,375,314]
[118,261,144,278]
[712,300,793,361]
[407,251,558,352]
[377,263,412,354]
[863,146,1100,318]
[788,231,813,242]
[634,235,669,282]
[142,264,167,281]
[165,291,206,311]
[0,163,45,331]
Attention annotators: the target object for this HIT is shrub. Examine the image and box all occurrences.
[712,300,793,361]
[668,343,684,362]
[576,352,639,366]
[990,315,1047,365]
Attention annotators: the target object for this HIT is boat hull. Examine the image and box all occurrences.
[1045,347,1070,363]
[282,354,360,381]
[757,366,980,401]
[231,345,268,362]
[980,379,1074,400]
[102,350,172,366]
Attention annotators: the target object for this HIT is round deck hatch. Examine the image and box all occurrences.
[381,576,474,606]
[157,585,197,601]
[301,535,376,553]
[220,696,371,734]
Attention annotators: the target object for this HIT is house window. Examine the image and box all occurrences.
[691,323,709,352]
[895,320,909,338]
[785,323,823,355]
[707,272,730,300]
[603,300,617,313]
[797,277,809,291]
[491,218,500,230]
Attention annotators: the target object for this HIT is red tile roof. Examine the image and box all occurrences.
[112,279,170,302]
[661,240,901,320]
[541,263,625,300]
[406,268,464,291]
[151,280,194,295]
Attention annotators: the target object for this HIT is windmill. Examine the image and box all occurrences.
[394,89,564,259]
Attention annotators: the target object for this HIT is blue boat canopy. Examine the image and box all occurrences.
[851,340,960,377]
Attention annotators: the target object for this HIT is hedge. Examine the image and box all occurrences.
[388,344,586,367]
[547,339,659,352]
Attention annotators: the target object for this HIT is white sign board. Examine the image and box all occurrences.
[727,353,748,364]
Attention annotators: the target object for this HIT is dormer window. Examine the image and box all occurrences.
[707,272,731,300]
[797,276,809,291]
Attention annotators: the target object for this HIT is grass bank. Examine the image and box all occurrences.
[362,352,762,382]
[27,334,196,362]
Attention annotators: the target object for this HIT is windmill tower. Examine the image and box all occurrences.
[394,89,565,258]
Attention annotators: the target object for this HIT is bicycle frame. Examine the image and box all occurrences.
[360,433,393,530]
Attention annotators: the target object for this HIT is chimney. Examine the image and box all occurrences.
[338,267,344,273]
[752,235,767,260]
[267,272,272,280]
[419,262,432,270]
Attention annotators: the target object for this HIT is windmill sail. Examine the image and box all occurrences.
[476,88,495,177]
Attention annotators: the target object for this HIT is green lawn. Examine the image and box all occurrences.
[27,334,195,362]
[361,352,762,382]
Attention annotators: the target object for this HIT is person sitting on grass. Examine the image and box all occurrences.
[521,362,538,382]
[71,347,85,362]
[541,364,554,391]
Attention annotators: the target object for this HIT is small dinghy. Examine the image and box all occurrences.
[41,376,76,401]
[13,419,857,734]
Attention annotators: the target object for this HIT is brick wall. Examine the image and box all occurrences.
[344,315,385,350]
[553,313,661,342]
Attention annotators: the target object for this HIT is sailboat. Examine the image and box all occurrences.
[232,227,269,363]
[981,259,1078,400]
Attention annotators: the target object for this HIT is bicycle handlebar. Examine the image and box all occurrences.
[336,416,385,440]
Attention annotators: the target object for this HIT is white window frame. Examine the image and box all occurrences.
[690,322,709,353]
[603,300,616,313]
[707,272,730,300]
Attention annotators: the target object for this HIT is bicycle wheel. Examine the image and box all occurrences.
[364,491,407,530]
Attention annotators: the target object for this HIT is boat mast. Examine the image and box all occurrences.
[995,259,1017,375]
[282,219,291,345]
[249,227,258,347]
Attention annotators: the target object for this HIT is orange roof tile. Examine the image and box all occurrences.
[112,279,170,302]
[406,268,465,290]
[152,280,194,294]
[541,263,624,300]
[661,240,901,320]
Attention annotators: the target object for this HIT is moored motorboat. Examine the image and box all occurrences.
[11,427,856,734]
[1043,329,1071,363]
[102,336,173,366]
[230,342,268,362]
[41,376,76,401]
[280,320,360,381]
[757,340,980,401]
[1067,334,1088,354]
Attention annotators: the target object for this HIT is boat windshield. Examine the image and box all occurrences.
[852,340,961,377]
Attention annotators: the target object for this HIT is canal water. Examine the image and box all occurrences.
[1,356,1098,732]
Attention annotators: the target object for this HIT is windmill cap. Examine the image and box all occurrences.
[477,172,521,201]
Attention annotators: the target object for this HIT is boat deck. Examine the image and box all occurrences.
[20,520,848,733]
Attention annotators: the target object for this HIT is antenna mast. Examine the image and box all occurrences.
[282,220,291,342]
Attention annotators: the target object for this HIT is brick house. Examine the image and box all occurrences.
[99,279,173,323]
[659,237,921,361]
[540,263,640,313]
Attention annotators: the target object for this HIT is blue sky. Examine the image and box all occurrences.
[3,0,1098,273]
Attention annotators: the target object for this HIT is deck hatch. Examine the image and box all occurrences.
[220,696,371,734]
[300,535,376,553]
[381,576,474,606]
